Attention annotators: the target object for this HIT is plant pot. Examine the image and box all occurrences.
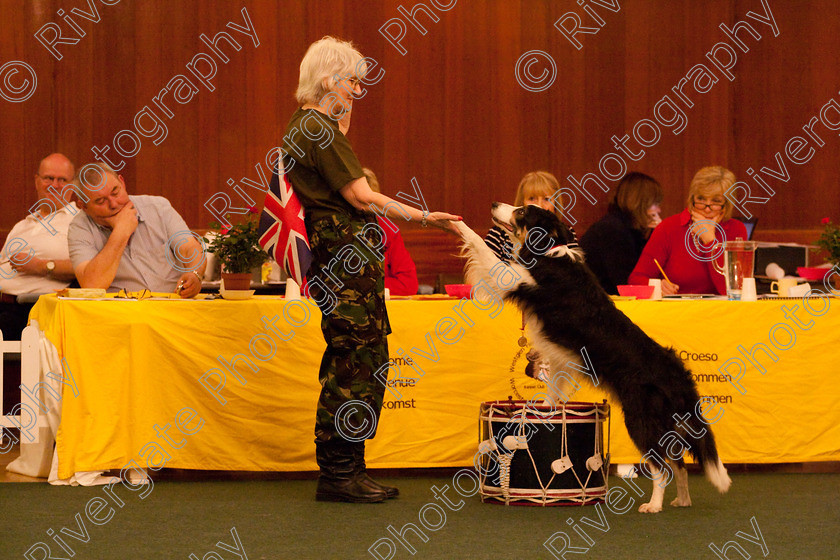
[221,272,251,291]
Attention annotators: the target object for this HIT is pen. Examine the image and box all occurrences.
[175,280,185,295]
[653,259,673,285]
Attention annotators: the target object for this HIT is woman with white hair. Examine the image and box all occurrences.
[283,36,460,503]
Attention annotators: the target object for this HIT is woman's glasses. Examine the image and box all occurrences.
[693,200,724,210]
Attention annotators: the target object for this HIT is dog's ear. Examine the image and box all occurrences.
[519,206,560,247]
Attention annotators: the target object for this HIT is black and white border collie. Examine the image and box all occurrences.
[453,204,731,513]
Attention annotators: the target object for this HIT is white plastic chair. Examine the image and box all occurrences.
[1,321,43,450]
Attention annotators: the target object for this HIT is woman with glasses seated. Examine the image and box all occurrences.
[628,166,747,295]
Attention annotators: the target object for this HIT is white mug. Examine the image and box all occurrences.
[788,282,812,298]
[771,278,798,297]
[765,263,785,280]
[740,278,757,301]
[648,278,662,300]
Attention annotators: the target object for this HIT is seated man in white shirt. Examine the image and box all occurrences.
[0,153,78,338]
[68,163,205,296]
[2,153,78,481]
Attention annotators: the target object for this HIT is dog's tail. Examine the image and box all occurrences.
[704,457,731,494]
[693,427,732,493]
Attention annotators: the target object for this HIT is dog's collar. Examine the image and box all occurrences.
[545,245,571,257]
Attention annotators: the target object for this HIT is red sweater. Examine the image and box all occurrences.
[378,217,419,296]
[628,209,748,295]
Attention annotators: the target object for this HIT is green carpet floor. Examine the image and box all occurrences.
[2,473,838,559]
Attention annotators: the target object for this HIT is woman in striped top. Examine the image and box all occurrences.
[484,171,577,262]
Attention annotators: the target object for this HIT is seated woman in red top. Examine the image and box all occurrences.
[363,168,419,295]
[628,166,747,295]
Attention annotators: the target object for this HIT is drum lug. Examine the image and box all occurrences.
[502,435,528,451]
[551,456,573,474]
[478,439,497,454]
[586,454,603,472]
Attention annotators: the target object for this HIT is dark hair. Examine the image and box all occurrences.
[612,172,663,231]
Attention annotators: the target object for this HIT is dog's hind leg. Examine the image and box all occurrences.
[638,463,668,513]
[669,461,692,507]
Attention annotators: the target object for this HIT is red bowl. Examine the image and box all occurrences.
[617,284,655,299]
[445,284,472,298]
[797,267,831,282]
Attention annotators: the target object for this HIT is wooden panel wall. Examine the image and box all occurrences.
[1,0,839,283]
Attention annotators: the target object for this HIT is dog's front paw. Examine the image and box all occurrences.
[451,220,472,237]
[670,497,692,507]
[638,502,663,514]
[452,220,483,243]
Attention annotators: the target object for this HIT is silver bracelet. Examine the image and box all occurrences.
[421,210,429,228]
[191,270,204,282]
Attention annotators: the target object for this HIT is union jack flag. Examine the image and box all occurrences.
[258,164,312,286]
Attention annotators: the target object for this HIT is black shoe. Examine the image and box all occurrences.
[315,441,386,503]
[353,442,399,498]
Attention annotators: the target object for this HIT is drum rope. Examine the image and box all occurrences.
[498,452,513,503]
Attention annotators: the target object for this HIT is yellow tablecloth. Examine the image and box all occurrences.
[30,294,840,479]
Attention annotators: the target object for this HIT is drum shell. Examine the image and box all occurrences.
[478,400,610,506]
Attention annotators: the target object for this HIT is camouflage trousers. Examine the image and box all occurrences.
[306,213,391,443]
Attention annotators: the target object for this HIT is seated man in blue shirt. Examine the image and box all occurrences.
[68,163,205,297]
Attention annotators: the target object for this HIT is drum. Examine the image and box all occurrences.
[477,400,610,506]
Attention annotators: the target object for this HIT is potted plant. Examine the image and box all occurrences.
[816,217,840,266]
[204,208,270,291]
[815,217,840,290]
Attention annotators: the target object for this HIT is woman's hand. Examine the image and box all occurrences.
[426,212,463,234]
[661,279,680,296]
[689,209,721,245]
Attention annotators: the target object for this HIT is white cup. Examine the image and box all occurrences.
[648,278,662,300]
[771,277,798,297]
[285,278,301,300]
[740,278,757,301]
[788,282,812,298]
[765,263,785,280]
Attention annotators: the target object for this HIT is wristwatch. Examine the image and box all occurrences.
[45,261,55,277]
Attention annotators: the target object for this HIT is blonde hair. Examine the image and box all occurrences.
[295,36,367,105]
[514,171,561,215]
[686,166,736,221]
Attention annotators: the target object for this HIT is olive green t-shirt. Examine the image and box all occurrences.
[282,108,366,223]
